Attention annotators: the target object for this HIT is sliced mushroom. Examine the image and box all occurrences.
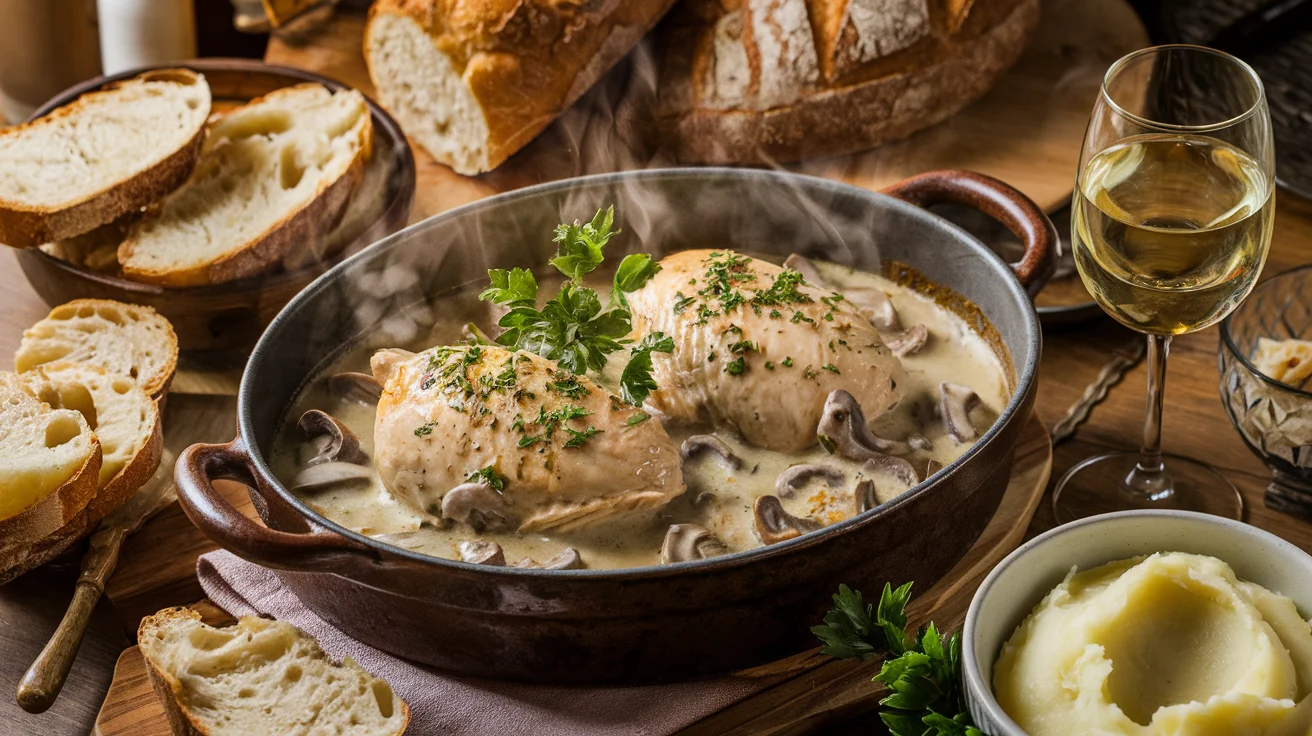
[940,382,982,444]
[297,409,366,466]
[783,253,901,332]
[775,463,845,498]
[459,540,506,566]
[885,324,930,357]
[289,461,373,492]
[680,435,744,471]
[753,495,821,545]
[817,389,911,458]
[325,372,383,405]
[660,524,730,564]
[864,456,918,488]
[854,478,878,515]
[512,548,584,570]
[441,482,518,533]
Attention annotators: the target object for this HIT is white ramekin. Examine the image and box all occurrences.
[962,510,1312,735]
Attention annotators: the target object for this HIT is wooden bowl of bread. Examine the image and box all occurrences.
[4,60,415,354]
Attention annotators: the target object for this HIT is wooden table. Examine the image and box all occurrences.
[3,8,1312,736]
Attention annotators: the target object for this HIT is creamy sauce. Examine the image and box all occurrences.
[270,258,1009,569]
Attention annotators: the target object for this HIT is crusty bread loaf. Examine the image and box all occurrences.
[15,299,179,399]
[364,0,677,174]
[0,69,211,248]
[117,83,371,287]
[139,608,410,736]
[23,362,162,522]
[0,371,102,584]
[654,0,1040,163]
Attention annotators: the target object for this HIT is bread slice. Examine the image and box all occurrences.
[364,0,676,174]
[0,371,102,584]
[23,362,162,522]
[0,69,211,248]
[15,299,179,399]
[117,84,372,287]
[139,608,410,736]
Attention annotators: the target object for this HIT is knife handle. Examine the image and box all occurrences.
[15,527,127,714]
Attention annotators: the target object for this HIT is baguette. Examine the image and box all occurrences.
[139,608,410,736]
[0,372,102,584]
[0,69,211,248]
[15,299,179,399]
[364,0,677,174]
[23,362,162,523]
[117,84,372,287]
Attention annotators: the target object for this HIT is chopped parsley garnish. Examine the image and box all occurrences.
[619,332,674,406]
[822,363,841,375]
[625,411,651,426]
[752,269,811,307]
[413,421,438,437]
[725,357,746,375]
[548,374,590,399]
[769,309,783,319]
[672,292,696,314]
[791,311,815,325]
[804,365,818,379]
[465,466,506,491]
[783,357,794,367]
[516,404,599,449]
[563,425,603,448]
[765,361,775,371]
[728,340,756,354]
[813,584,983,736]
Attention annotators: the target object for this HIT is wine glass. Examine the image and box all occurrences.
[1052,45,1275,523]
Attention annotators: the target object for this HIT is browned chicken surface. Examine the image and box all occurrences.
[371,345,685,532]
[627,249,906,452]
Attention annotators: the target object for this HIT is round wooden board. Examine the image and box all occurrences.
[264,0,1149,219]
[91,413,1051,736]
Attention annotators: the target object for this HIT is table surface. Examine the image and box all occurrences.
[5,18,1312,736]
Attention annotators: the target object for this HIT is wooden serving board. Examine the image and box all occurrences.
[263,0,1148,216]
[92,413,1050,736]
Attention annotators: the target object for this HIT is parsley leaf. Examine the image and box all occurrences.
[625,411,651,426]
[812,583,985,736]
[465,466,506,491]
[619,332,674,406]
[611,253,661,309]
[550,206,616,282]
[480,267,538,308]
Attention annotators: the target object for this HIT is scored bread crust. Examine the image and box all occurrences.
[0,439,101,585]
[364,0,679,174]
[0,69,210,249]
[117,85,373,287]
[139,607,412,736]
[654,0,1040,163]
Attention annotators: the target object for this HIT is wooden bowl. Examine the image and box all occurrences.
[13,59,415,356]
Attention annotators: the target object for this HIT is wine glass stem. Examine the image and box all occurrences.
[1126,333,1174,501]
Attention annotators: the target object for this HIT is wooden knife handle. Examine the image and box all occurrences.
[15,527,127,714]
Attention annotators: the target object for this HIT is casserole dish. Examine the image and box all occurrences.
[175,168,1054,683]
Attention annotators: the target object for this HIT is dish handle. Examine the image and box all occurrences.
[175,439,380,573]
[882,170,1058,296]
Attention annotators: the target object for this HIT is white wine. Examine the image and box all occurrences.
[1073,134,1273,335]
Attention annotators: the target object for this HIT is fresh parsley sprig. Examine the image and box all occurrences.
[812,584,986,736]
[478,207,665,406]
[619,332,675,406]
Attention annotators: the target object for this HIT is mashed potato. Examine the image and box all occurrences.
[994,552,1312,736]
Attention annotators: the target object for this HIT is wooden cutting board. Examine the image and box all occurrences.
[92,413,1050,736]
[262,0,1148,216]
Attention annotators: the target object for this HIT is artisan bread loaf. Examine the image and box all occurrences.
[0,371,102,584]
[139,608,410,736]
[0,69,211,248]
[654,0,1040,162]
[15,299,178,398]
[118,83,371,287]
[23,362,162,522]
[364,0,677,174]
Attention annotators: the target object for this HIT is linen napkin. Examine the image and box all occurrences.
[197,550,768,736]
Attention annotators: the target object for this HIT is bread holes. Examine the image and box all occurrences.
[111,378,132,395]
[279,146,306,190]
[220,109,293,141]
[284,664,302,682]
[44,415,82,448]
[372,681,396,718]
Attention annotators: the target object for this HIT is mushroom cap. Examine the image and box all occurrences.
[753,495,821,545]
[297,409,366,466]
[817,389,910,459]
[940,382,982,444]
[441,482,518,533]
[660,524,730,564]
[680,435,744,471]
[459,539,506,565]
[775,463,845,498]
[324,372,383,405]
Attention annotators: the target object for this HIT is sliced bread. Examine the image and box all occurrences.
[23,362,162,522]
[15,299,179,399]
[0,69,211,248]
[0,371,102,584]
[139,608,410,736]
[118,84,372,287]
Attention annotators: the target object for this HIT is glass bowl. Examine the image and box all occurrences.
[1219,265,1312,520]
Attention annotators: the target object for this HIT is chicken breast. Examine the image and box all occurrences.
[627,249,906,452]
[371,345,684,532]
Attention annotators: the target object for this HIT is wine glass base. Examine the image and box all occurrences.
[1052,452,1244,524]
